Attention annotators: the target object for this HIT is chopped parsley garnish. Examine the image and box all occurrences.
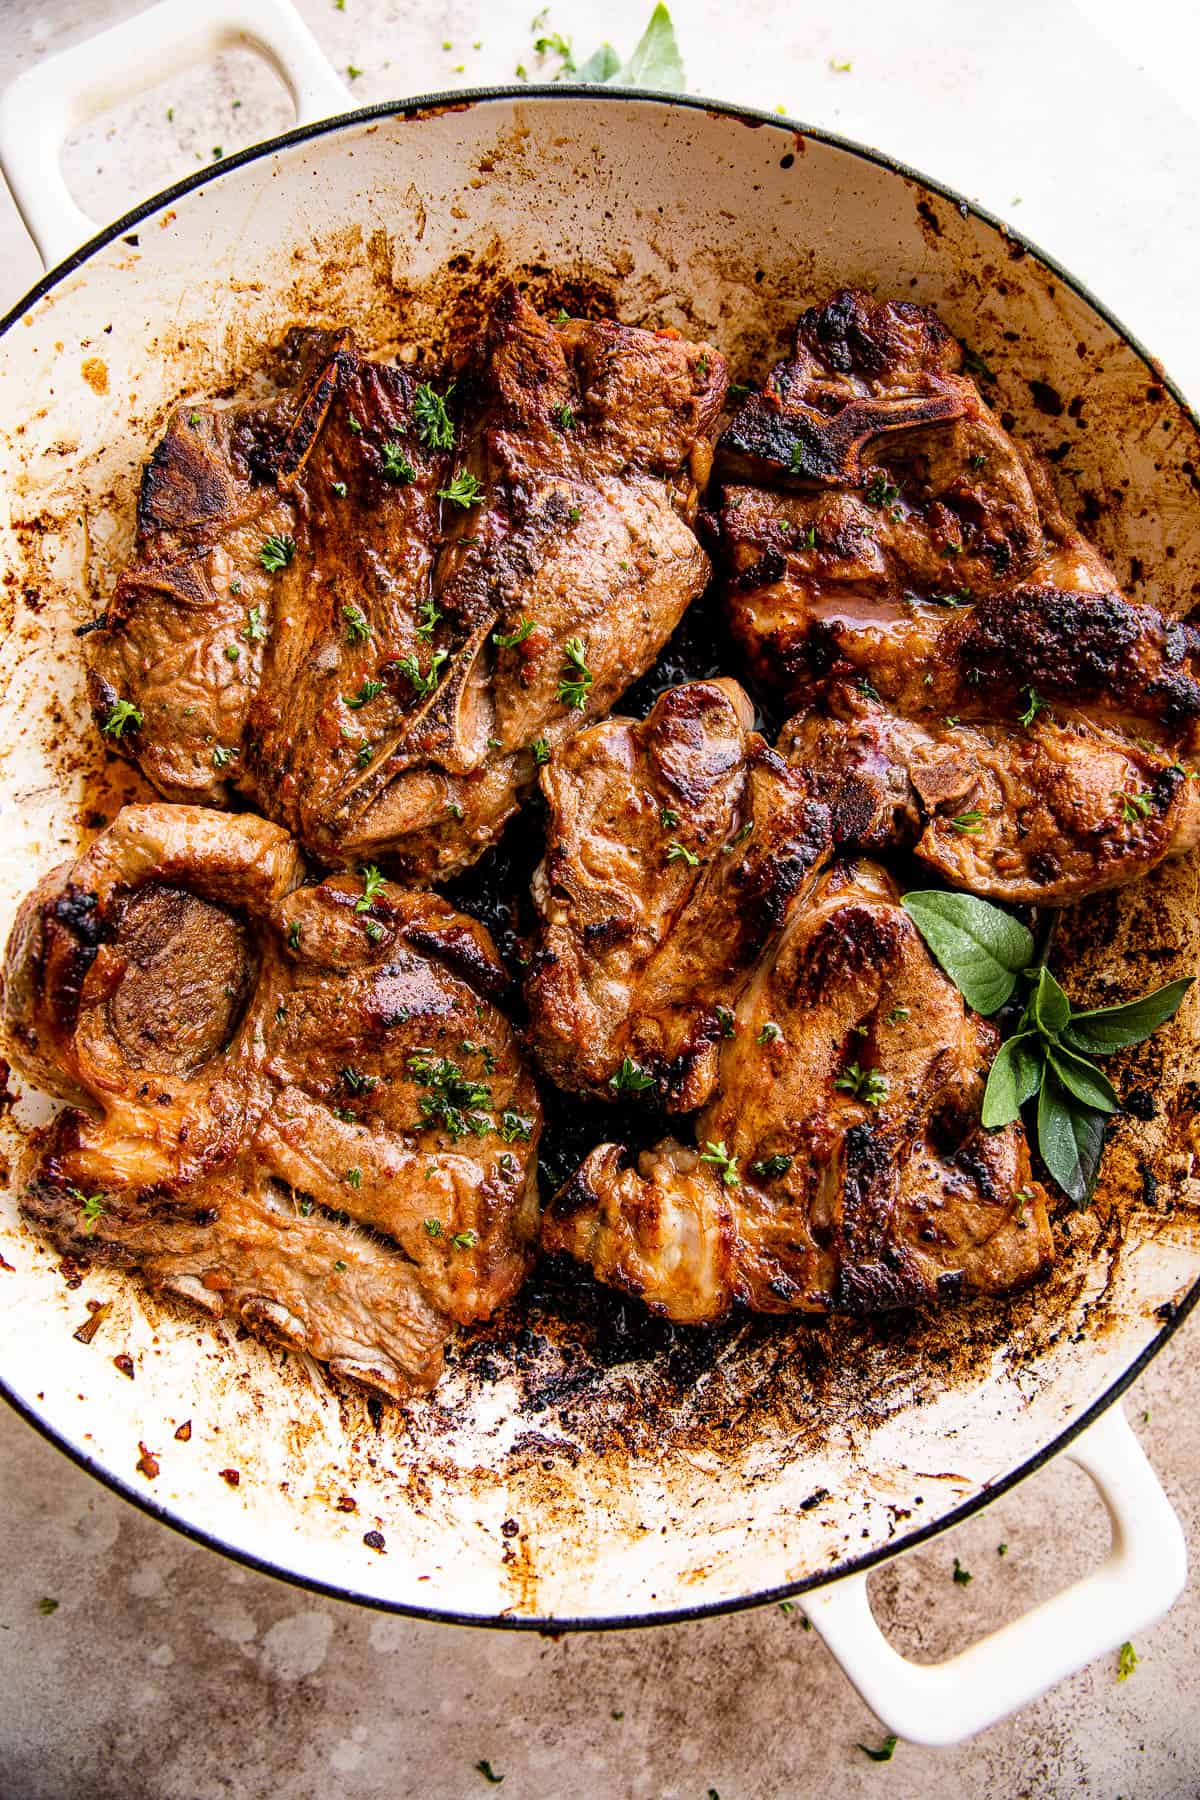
[665,840,698,866]
[1117,1640,1138,1681]
[396,648,448,698]
[856,1735,898,1763]
[242,605,267,643]
[453,1229,479,1250]
[380,439,416,483]
[969,450,988,470]
[416,596,442,637]
[553,308,570,322]
[1115,788,1153,824]
[424,1217,443,1238]
[333,1258,348,1271]
[553,402,575,431]
[224,643,240,662]
[660,807,680,829]
[438,468,484,509]
[751,1154,792,1180]
[952,1557,972,1585]
[287,921,301,950]
[342,604,371,644]
[340,1066,378,1095]
[699,1140,740,1187]
[715,1005,736,1038]
[531,737,551,766]
[38,1597,59,1616]
[356,865,386,911]
[568,505,581,523]
[344,1169,361,1190]
[722,820,754,852]
[364,919,384,943]
[1017,685,1046,727]
[864,471,900,508]
[610,1056,655,1095]
[211,744,235,768]
[69,1187,105,1232]
[344,679,382,709]
[499,1110,533,1143]
[835,1062,889,1106]
[556,636,593,710]
[413,381,455,450]
[347,415,362,434]
[494,618,536,652]
[950,809,984,834]
[102,699,143,738]
[259,533,295,572]
[757,1022,782,1044]
[886,1005,910,1024]
[408,1054,492,1140]
[332,480,348,498]
[474,1761,504,1786]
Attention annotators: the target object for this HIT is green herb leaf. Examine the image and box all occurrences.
[556,636,593,710]
[1045,1045,1119,1115]
[102,698,143,739]
[610,1056,655,1094]
[981,1031,1044,1128]
[438,469,485,508]
[413,382,455,450]
[576,42,621,80]
[475,1760,504,1785]
[344,679,382,709]
[901,890,1035,1015]
[665,840,698,867]
[1062,977,1192,1055]
[342,604,371,644]
[1028,964,1071,1036]
[604,3,686,90]
[1037,1066,1107,1208]
[259,533,295,572]
[699,1140,740,1187]
[380,439,416,483]
[493,617,535,649]
[356,865,385,912]
[1117,1640,1138,1681]
[857,1735,898,1762]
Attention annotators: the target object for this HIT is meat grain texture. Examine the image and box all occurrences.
[537,689,1053,1323]
[713,288,1200,904]
[88,286,727,882]
[3,805,541,1397]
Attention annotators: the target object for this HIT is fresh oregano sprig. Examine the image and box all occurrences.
[901,889,1192,1207]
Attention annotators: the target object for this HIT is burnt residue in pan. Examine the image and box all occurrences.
[5,233,1200,1483]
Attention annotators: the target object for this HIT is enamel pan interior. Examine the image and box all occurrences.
[1,92,1198,1627]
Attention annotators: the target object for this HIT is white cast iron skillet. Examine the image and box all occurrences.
[0,0,1196,1746]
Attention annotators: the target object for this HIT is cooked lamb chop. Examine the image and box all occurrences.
[543,858,1053,1323]
[89,288,727,882]
[711,288,1200,904]
[525,679,831,1108]
[4,805,541,1397]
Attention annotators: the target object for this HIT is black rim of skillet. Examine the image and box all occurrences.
[2,84,1198,1633]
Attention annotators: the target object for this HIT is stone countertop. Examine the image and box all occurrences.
[0,2,1198,1795]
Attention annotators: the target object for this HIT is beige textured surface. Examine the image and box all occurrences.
[0,2,1198,1795]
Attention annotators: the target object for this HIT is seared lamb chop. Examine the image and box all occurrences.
[90,288,727,881]
[543,858,1053,1323]
[4,805,541,1397]
[525,679,831,1108]
[712,288,1200,904]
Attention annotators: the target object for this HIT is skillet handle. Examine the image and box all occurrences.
[801,1402,1185,1746]
[0,0,347,270]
